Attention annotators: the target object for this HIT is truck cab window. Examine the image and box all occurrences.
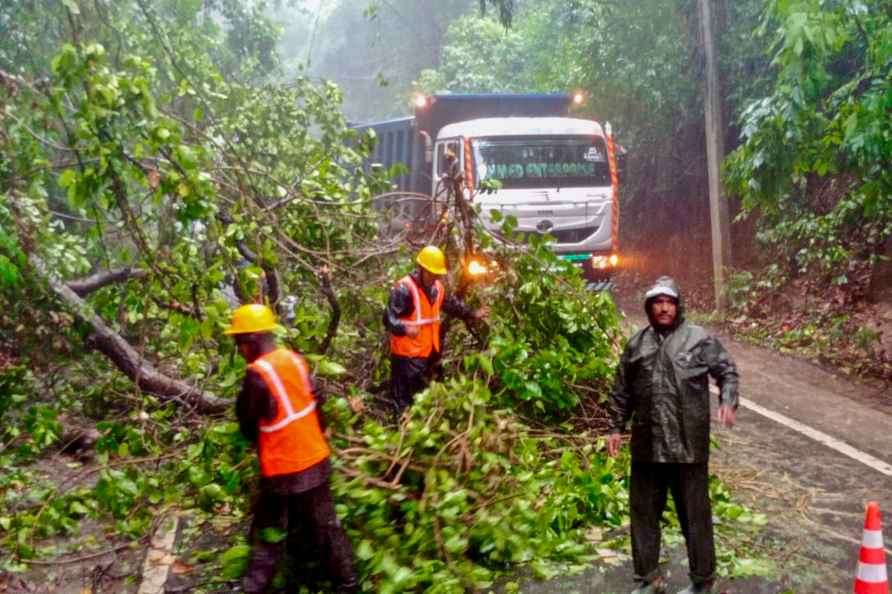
[472,136,610,189]
[435,141,460,178]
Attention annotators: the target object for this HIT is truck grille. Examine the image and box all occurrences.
[519,226,597,244]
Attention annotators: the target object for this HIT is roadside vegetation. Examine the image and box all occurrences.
[720,0,892,383]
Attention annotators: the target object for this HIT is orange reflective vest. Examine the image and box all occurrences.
[390,275,444,359]
[250,348,331,477]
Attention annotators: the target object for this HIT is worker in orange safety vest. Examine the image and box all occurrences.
[383,245,489,415]
[226,304,357,593]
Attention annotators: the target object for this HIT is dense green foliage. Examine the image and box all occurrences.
[330,377,625,593]
[312,243,631,591]
[726,0,892,291]
[710,0,892,381]
[485,235,619,415]
[0,0,385,359]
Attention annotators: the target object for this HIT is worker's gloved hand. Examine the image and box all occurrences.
[606,432,623,457]
[474,305,491,320]
[404,324,420,338]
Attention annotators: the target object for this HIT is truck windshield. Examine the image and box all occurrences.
[472,136,610,189]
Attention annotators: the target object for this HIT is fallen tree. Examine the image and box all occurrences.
[29,255,227,413]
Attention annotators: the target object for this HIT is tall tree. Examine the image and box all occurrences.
[0,0,382,409]
[726,0,892,300]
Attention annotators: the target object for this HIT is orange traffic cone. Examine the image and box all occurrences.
[855,501,890,594]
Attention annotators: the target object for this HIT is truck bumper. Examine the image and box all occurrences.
[559,252,618,287]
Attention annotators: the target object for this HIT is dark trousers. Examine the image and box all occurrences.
[630,462,716,585]
[242,482,358,593]
[390,355,433,415]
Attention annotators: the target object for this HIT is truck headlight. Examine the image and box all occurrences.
[591,254,620,269]
[466,258,488,277]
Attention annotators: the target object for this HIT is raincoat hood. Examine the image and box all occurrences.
[644,275,685,331]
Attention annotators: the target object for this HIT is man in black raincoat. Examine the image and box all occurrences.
[607,276,739,594]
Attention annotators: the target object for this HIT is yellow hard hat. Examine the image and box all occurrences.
[416,245,447,275]
[224,304,280,335]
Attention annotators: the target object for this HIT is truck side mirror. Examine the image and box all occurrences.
[420,131,432,164]
[617,150,627,186]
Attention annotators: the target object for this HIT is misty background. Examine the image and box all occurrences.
[274,0,523,122]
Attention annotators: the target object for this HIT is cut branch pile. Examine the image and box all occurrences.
[326,376,627,592]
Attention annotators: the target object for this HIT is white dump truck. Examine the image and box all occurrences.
[353,93,623,283]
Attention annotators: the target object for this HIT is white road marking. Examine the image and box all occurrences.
[802,517,892,557]
[710,386,892,478]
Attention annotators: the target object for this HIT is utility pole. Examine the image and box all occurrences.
[698,0,732,311]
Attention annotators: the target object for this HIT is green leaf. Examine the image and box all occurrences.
[444,534,468,554]
[117,478,139,497]
[175,145,198,170]
[260,527,287,543]
[524,381,542,398]
[218,544,250,579]
[317,359,347,377]
[199,483,224,502]
[58,169,77,189]
[355,539,374,560]
[479,355,494,376]
[188,465,209,486]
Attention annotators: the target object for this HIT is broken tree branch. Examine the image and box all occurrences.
[317,266,340,355]
[30,254,228,413]
[152,297,202,318]
[66,266,148,296]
